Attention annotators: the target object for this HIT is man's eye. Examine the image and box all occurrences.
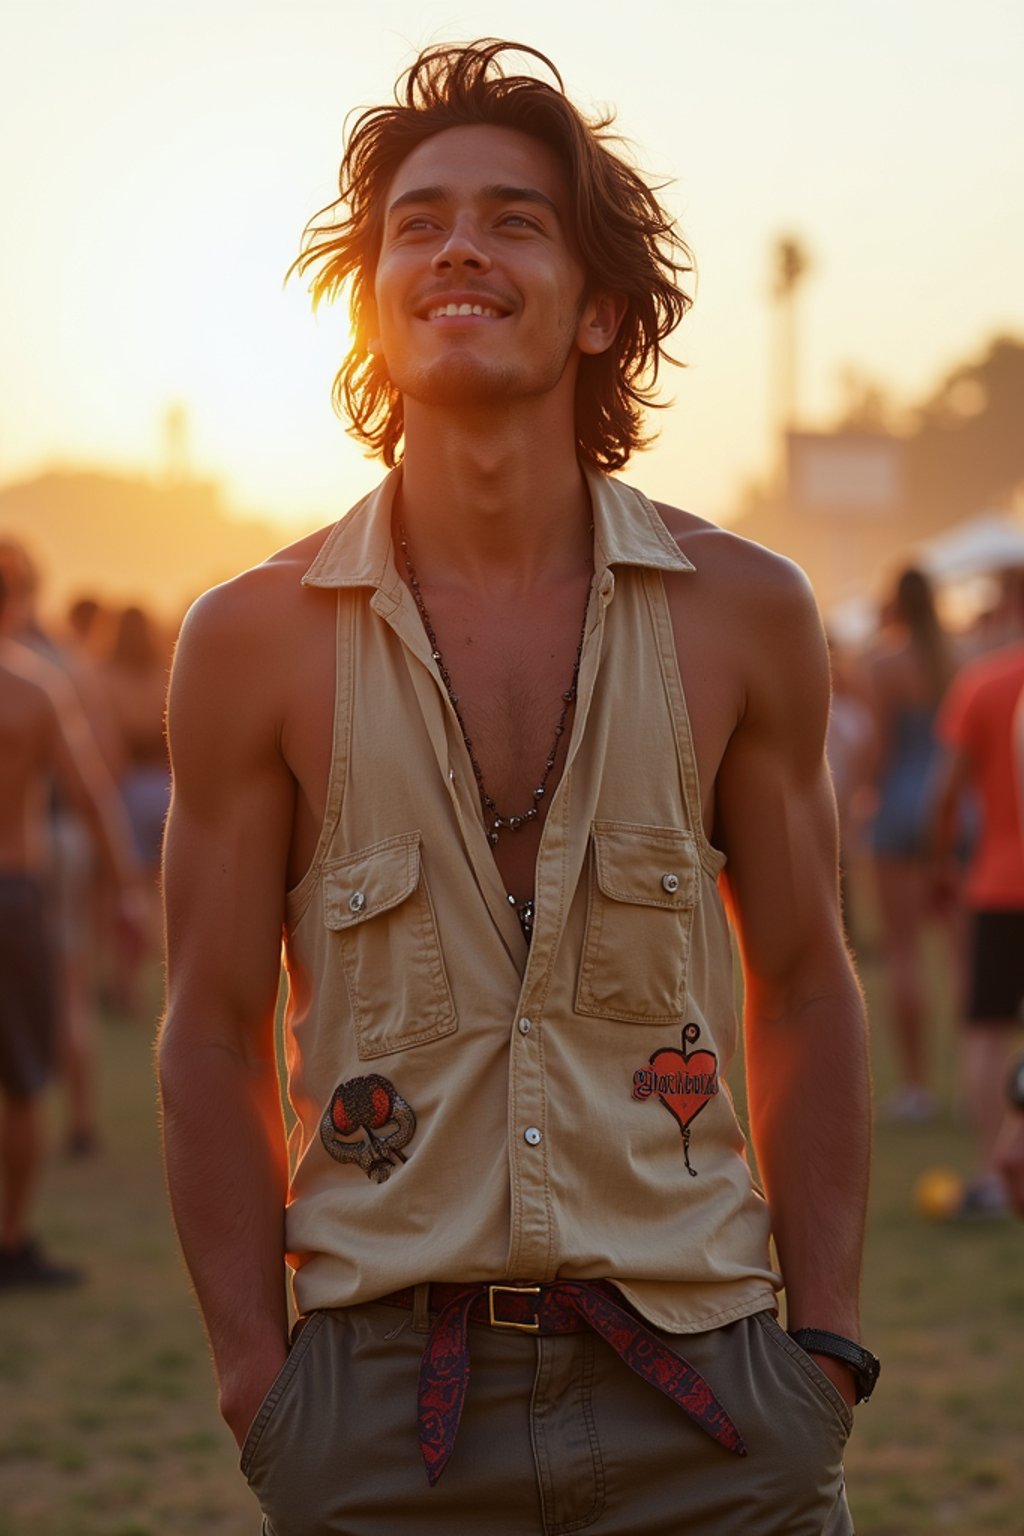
[398,216,438,234]
[499,213,539,230]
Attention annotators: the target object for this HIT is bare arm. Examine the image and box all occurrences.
[931,739,972,861]
[158,581,296,1446]
[717,563,871,1404]
[1,640,140,891]
[45,678,141,891]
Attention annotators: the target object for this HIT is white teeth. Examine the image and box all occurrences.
[426,302,500,320]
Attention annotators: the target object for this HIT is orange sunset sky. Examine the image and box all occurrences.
[2,0,1023,555]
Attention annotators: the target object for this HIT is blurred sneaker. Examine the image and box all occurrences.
[0,1239,85,1290]
[879,1087,939,1125]
[951,1176,1010,1221]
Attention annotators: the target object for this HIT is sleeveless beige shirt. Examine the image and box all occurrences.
[283,466,779,1332]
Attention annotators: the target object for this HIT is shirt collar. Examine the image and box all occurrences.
[585,465,694,577]
[301,462,695,591]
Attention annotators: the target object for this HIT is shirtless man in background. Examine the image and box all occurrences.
[0,567,142,1288]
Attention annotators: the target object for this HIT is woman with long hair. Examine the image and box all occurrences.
[867,567,962,1121]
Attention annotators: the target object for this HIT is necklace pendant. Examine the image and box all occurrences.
[507,893,535,942]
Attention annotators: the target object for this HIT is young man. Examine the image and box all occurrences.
[0,568,142,1288]
[160,41,874,1534]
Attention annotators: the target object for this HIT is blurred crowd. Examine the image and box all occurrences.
[827,561,1024,1219]
[1,530,1023,1293]
[0,536,180,1288]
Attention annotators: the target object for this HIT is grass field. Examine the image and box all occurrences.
[1,921,1023,1535]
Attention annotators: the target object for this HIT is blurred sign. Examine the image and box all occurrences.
[787,431,906,516]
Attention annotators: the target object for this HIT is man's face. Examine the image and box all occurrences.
[371,124,606,415]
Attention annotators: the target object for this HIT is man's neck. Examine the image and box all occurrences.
[398,408,594,593]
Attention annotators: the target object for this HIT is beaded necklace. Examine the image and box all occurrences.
[397,522,591,942]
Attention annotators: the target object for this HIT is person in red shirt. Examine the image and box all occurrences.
[934,572,1024,1216]
[993,684,1024,1218]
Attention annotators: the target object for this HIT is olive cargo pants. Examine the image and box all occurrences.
[241,1299,854,1535]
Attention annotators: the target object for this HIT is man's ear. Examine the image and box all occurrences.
[576,290,627,356]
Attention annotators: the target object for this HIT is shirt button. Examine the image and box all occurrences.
[661,873,680,894]
[518,1017,533,1035]
[348,891,366,913]
[524,1127,542,1146]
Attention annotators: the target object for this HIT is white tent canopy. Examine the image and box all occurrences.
[917,511,1024,583]
[825,509,1024,646]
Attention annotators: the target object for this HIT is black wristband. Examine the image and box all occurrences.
[789,1328,880,1403]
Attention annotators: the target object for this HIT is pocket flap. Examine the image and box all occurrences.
[591,821,698,909]
[323,833,422,931]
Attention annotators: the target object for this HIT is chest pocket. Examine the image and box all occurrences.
[576,821,699,1024]
[323,831,457,1060]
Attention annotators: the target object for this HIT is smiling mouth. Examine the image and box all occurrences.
[425,302,505,320]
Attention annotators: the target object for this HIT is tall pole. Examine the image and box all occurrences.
[772,236,810,442]
[163,402,190,485]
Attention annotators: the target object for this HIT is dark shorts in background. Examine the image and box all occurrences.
[966,909,1024,1024]
[0,874,58,1099]
[240,1301,853,1536]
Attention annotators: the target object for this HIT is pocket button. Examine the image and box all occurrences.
[348,890,366,913]
[661,873,680,894]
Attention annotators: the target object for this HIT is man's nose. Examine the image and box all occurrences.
[431,220,491,274]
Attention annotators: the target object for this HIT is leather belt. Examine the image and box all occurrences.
[376,1279,747,1485]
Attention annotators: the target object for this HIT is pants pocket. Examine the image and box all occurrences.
[240,1311,328,1481]
[756,1312,854,1438]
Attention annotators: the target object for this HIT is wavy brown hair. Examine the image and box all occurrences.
[891,567,955,702]
[289,39,693,471]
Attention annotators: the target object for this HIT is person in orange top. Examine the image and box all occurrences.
[934,572,1024,1216]
[992,670,1024,1217]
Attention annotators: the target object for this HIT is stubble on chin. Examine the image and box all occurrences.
[397,353,520,408]
[398,334,580,410]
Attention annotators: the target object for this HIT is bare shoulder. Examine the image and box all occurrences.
[0,642,71,722]
[177,523,336,656]
[652,499,823,650]
[0,648,55,714]
[168,523,340,779]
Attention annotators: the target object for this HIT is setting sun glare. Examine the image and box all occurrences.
[2,0,1022,614]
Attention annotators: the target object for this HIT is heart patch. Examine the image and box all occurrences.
[632,1023,719,1176]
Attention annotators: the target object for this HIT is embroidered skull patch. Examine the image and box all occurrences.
[320,1074,416,1184]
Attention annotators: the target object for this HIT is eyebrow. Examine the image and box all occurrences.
[386,184,563,224]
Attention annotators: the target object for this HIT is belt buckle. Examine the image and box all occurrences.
[487,1283,541,1332]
